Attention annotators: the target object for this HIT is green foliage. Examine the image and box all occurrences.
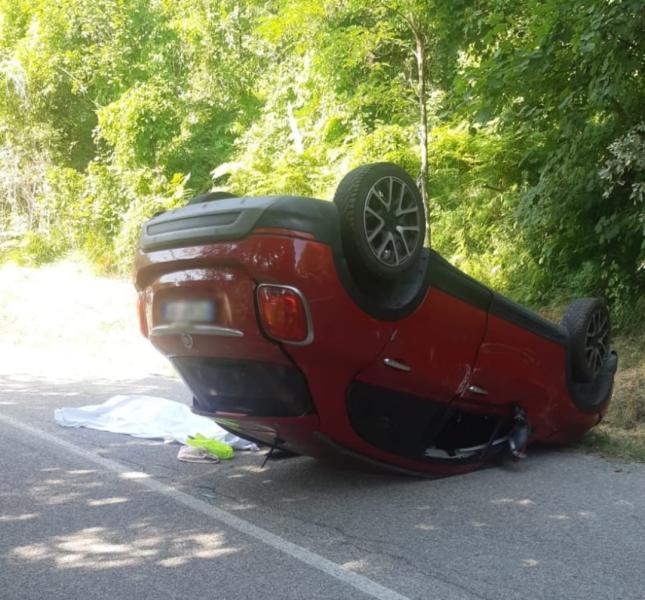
[98,81,185,168]
[0,0,642,324]
[456,0,645,321]
[113,170,190,271]
[3,230,65,266]
[426,123,542,301]
[597,122,645,321]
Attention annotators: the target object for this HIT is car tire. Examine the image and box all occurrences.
[561,298,611,383]
[333,163,426,280]
[188,191,239,205]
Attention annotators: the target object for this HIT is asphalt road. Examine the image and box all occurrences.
[1,366,645,600]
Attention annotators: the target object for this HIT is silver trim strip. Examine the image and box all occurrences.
[256,283,314,346]
[424,436,509,460]
[383,358,411,372]
[467,384,488,396]
[150,324,243,338]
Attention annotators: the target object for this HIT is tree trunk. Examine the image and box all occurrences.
[413,29,430,246]
[287,101,304,155]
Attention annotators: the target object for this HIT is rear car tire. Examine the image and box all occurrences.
[333,163,426,280]
[561,298,611,383]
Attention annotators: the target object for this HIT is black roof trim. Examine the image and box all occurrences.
[490,293,567,346]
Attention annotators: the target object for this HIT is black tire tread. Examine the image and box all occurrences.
[561,297,610,383]
[334,164,378,267]
[333,163,425,280]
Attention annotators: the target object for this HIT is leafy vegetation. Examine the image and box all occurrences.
[1,0,643,327]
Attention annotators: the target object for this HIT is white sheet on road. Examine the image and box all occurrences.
[54,394,257,450]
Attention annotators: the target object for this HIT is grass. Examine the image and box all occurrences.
[576,329,645,461]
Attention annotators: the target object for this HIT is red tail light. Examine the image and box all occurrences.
[256,284,312,344]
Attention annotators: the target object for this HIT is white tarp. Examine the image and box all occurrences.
[54,394,257,450]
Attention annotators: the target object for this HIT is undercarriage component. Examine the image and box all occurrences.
[347,381,512,463]
[508,407,530,460]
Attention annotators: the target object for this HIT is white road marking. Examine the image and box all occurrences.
[0,413,411,600]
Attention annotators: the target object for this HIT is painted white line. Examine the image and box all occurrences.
[0,413,411,600]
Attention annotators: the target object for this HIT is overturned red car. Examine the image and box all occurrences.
[134,163,617,476]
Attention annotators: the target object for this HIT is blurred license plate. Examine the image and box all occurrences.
[162,300,215,323]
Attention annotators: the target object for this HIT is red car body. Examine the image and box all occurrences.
[135,195,617,476]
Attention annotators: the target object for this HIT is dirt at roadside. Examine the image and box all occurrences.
[0,260,174,381]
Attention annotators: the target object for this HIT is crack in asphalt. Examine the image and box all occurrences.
[170,477,496,600]
[293,517,496,600]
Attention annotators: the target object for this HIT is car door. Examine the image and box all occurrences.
[354,285,490,404]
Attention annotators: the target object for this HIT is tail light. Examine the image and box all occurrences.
[256,284,313,345]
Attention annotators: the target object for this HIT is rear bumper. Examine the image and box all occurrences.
[174,357,314,418]
[139,195,337,253]
[179,356,323,455]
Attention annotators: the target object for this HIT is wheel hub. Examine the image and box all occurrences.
[585,308,609,375]
[362,176,422,268]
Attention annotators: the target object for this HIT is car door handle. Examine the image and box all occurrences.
[383,358,411,372]
[467,384,488,396]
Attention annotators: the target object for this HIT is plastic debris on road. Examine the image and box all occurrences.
[187,433,235,460]
[177,445,221,463]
